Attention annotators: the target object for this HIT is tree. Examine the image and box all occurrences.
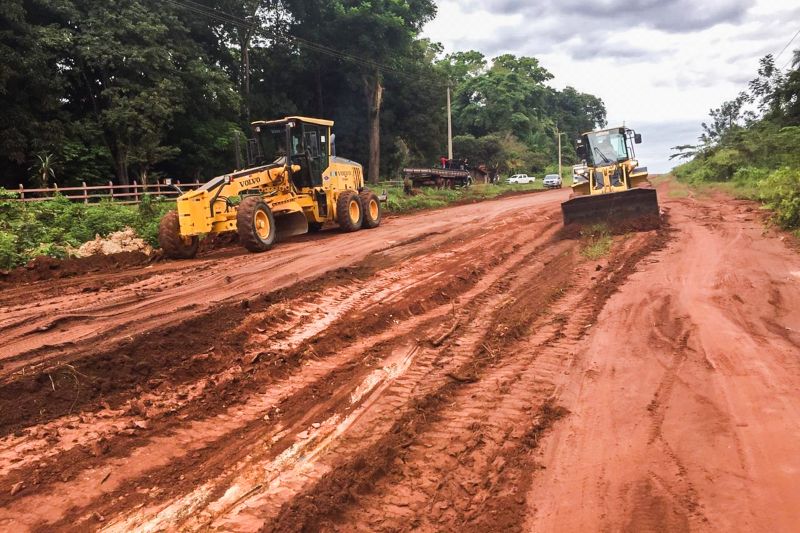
[43,0,239,185]
[0,0,67,186]
[284,0,436,183]
[700,93,751,146]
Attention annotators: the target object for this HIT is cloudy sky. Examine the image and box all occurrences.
[422,0,800,173]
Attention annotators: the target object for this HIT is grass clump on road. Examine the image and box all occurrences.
[580,223,613,260]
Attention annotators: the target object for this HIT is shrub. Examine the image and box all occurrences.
[0,192,175,268]
[0,231,21,270]
[760,168,800,229]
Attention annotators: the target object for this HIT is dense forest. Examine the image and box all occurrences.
[673,52,800,230]
[0,0,606,190]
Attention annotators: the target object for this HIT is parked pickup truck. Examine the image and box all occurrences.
[506,174,536,184]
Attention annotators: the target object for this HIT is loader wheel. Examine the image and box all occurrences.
[237,196,276,252]
[359,191,382,229]
[337,190,362,232]
[158,210,199,259]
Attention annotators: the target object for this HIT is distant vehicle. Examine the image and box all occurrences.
[506,174,536,184]
[543,174,562,189]
[572,163,589,185]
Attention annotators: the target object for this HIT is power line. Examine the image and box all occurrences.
[774,27,800,64]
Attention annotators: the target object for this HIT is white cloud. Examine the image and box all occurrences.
[423,0,800,172]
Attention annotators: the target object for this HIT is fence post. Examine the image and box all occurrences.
[108,180,114,201]
[133,180,139,204]
[18,183,24,200]
[194,178,199,189]
[82,182,88,204]
[53,182,58,199]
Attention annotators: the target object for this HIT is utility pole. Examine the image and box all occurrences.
[447,85,453,160]
[555,126,563,179]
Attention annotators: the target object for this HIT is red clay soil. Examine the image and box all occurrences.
[0,251,151,285]
[1,181,799,532]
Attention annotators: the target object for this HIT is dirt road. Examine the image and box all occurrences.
[1,183,798,532]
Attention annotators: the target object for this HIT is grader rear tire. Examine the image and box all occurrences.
[337,191,363,232]
[158,210,199,259]
[359,191,382,229]
[237,196,276,252]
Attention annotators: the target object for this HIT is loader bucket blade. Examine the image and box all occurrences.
[275,210,309,241]
[561,188,660,227]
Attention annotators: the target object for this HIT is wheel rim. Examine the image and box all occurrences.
[254,210,271,239]
[369,198,379,219]
[349,199,360,223]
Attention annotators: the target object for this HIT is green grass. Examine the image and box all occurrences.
[580,223,613,260]
[382,182,542,213]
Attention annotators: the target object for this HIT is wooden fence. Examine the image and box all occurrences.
[7,179,204,205]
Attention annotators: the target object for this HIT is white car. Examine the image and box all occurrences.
[506,173,536,184]
[543,174,562,189]
[572,164,589,185]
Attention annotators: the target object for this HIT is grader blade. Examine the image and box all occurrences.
[275,210,310,240]
[561,187,659,226]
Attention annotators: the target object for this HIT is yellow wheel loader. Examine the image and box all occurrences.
[158,116,382,259]
[561,126,659,226]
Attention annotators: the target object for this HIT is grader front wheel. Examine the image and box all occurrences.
[237,196,276,252]
[158,210,199,259]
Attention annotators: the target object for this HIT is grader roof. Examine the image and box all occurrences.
[251,116,334,127]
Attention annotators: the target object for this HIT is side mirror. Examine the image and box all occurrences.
[634,133,642,144]
[575,141,587,160]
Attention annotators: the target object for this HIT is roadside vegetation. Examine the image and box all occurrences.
[0,181,551,270]
[383,182,542,212]
[0,190,172,270]
[671,53,800,232]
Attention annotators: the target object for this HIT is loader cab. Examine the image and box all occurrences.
[578,127,642,168]
[251,116,333,191]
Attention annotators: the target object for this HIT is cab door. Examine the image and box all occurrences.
[303,125,325,187]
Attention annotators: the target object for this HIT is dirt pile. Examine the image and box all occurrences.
[74,227,153,257]
[0,250,150,285]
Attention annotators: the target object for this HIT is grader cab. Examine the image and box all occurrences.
[158,116,382,259]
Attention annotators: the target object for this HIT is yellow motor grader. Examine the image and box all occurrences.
[561,126,659,226]
[158,116,382,259]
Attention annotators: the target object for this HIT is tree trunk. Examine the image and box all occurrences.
[364,72,383,184]
[315,65,324,117]
[112,146,130,186]
[242,39,251,123]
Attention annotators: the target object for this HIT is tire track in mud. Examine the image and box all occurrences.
[84,224,566,532]
[265,228,668,532]
[0,193,560,370]
[4,207,564,524]
[189,239,577,531]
